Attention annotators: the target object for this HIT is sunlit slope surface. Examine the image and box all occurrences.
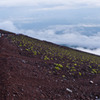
[8,34,100,78]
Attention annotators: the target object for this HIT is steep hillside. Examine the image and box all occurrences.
[0,33,100,100]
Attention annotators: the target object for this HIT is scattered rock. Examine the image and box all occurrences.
[66,88,72,93]
[95,96,99,99]
[13,94,16,97]
[22,60,26,63]
[95,84,98,86]
[89,80,94,84]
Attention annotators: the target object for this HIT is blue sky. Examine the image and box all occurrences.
[1,0,100,55]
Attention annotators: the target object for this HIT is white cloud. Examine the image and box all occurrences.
[0,21,18,32]
[48,24,100,29]
[20,25,100,51]
[0,0,100,9]
[9,17,39,23]
[76,47,100,56]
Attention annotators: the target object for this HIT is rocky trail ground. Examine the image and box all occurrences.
[0,35,100,100]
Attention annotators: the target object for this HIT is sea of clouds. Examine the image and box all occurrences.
[0,20,100,56]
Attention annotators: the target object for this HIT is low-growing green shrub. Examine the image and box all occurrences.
[79,72,82,76]
[54,63,63,68]
[55,67,60,70]
[44,56,50,60]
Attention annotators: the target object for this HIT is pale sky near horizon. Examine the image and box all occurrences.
[0,0,100,25]
[0,0,100,8]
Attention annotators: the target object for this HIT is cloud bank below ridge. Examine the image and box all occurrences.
[0,20,100,56]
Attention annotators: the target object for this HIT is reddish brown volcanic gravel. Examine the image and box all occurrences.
[0,37,100,100]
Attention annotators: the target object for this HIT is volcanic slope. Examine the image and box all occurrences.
[0,33,100,100]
